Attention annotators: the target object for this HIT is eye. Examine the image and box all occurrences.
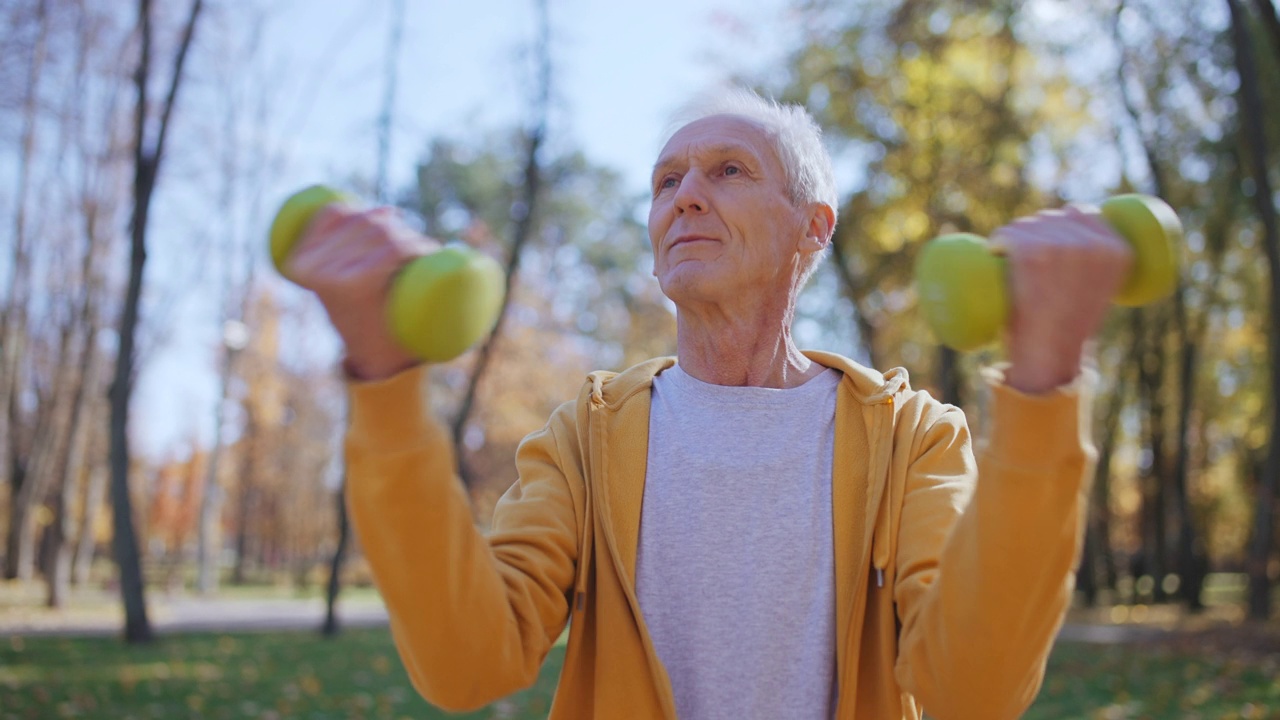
[723,164,742,176]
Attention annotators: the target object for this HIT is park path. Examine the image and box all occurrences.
[0,595,1218,646]
[0,595,389,637]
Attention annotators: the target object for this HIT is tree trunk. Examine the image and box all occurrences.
[321,483,350,637]
[1,0,48,583]
[4,375,60,583]
[1228,0,1280,620]
[196,336,237,595]
[109,176,154,642]
[322,0,406,631]
[828,236,881,368]
[1171,286,1209,609]
[231,407,257,585]
[1251,0,1280,66]
[1139,310,1172,602]
[1081,344,1130,606]
[42,1,111,610]
[73,462,108,588]
[3,454,30,580]
[43,327,95,608]
[936,345,962,407]
[109,0,204,643]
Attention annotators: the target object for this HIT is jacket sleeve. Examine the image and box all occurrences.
[343,366,580,712]
[892,373,1096,720]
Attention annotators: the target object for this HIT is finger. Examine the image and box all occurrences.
[1063,204,1118,240]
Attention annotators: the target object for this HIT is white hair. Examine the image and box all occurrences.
[663,87,838,286]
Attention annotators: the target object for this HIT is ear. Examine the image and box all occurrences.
[799,202,836,254]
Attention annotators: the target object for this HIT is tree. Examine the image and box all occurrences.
[1227,0,1280,620]
[109,0,203,643]
[0,1,131,608]
[2,0,49,583]
[196,4,274,598]
[324,0,407,637]
[779,0,1085,405]
[449,0,552,485]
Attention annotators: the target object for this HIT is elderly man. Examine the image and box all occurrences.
[287,89,1129,720]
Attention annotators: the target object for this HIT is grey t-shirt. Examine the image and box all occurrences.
[636,363,840,720]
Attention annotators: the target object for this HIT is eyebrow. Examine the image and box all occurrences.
[650,141,764,185]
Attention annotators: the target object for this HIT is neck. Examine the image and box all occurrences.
[674,294,819,388]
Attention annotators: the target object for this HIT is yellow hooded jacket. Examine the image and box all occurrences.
[345,351,1094,720]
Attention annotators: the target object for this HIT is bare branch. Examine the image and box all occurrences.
[450,0,551,483]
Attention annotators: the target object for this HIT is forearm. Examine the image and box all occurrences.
[345,366,575,711]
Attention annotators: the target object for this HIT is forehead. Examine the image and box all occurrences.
[653,114,780,172]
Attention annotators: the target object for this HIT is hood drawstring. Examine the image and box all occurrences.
[574,374,608,612]
[574,476,593,611]
[867,372,905,589]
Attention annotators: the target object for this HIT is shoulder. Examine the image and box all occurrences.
[524,356,675,451]
[803,349,969,452]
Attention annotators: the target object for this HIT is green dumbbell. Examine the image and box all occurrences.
[914,194,1182,352]
[269,184,505,363]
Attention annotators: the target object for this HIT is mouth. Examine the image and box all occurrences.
[669,234,718,250]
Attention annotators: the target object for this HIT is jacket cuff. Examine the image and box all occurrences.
[980,366,1096,470]
[347,364,435,453]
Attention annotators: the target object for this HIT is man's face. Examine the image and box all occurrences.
[648,114,819,307]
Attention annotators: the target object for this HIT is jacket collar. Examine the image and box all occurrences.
[585,351,910,407]
[584,351,912,585]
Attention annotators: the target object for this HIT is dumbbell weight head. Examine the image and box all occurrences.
[388,247,506,363]
[914,233,1010,352]
[916,195,1181,351]
[268,184,356,275]
[1100,194,1181,307]
[268,184,507,364]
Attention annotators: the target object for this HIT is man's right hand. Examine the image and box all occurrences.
[284,205,439,381]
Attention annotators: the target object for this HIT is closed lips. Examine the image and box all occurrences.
[670,235,717,248]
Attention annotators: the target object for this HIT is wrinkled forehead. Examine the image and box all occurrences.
[652,114,781,177]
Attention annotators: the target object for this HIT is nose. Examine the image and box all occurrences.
[673,174,707,215]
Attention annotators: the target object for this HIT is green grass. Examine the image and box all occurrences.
[2,629,1277,719]
[0,629,562,720]
[1029,642,1280,719]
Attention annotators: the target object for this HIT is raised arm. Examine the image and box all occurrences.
[287,203,580,711]
[892,377,1094,719]
[345,374,580,710]
[894,205,1129,718]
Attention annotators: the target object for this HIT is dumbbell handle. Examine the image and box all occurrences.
[915,194,1182,351]
[268,185,505,363]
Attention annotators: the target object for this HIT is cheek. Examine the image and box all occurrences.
[647,204,667,250]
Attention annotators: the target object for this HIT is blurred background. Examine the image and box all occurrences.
[1,0,1278,718]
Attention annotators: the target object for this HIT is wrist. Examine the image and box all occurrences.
[1004,353,1081,394]
[342,354,420,382]
[1004,328,1087,394]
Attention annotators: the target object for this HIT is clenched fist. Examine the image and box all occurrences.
[285,205,438,381]
[997,205,1133,394]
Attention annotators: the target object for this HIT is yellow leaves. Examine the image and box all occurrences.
[991,163,1019,189]
[865,207,931,252]
[299,672,322,696]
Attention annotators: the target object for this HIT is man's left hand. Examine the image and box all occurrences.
[997,205,1133,394]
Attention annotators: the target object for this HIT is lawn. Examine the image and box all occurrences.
[1,629,1277,719]
[0,629,560,720]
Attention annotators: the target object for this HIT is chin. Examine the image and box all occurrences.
[658,268,726,306]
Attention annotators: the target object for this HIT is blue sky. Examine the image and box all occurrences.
[269,0,798,196]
